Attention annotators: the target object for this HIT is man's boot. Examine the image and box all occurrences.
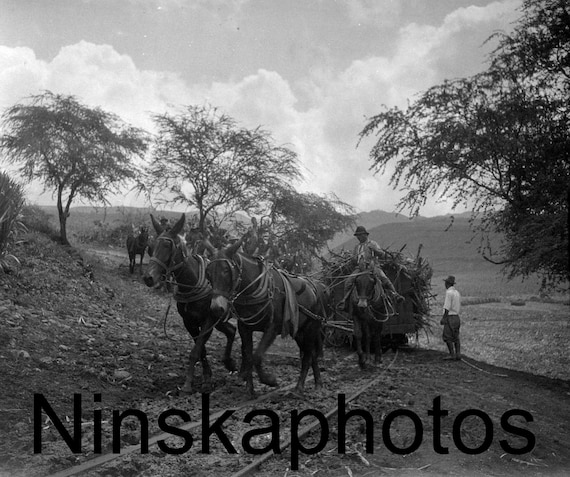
[454,341,461,360]
[443,343,455,360]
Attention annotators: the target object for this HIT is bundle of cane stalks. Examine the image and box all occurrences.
[320,243,435,333]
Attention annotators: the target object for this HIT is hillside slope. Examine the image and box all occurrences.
[337,215,543,297]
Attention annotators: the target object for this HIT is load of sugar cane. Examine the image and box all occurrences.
[319,243,434,334]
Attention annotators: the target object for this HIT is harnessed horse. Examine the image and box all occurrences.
[206,239,328,397]
[349,269,395,369]
[143,214,237,394]
[126,225,149,274]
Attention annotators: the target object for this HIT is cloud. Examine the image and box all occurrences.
[0,41,193,133]
[0,0,521,216]
[337,0,403,27]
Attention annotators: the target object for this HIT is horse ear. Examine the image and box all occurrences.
[150,214,163,235]
[171,214,186,236]
[226,233,246,256]
[202,237,217,256]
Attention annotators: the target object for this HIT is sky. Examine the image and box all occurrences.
[0,0,522,217]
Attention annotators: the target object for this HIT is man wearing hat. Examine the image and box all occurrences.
[441,275,461,360]
[159,216,171,231]
[338,225,404,311]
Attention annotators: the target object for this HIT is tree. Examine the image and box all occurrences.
[359,0,569,290]
[264,186,355,273]
[143,104,300,232]
[1,91,149,244]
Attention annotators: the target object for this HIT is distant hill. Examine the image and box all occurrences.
[328,210,421,249]
[335,214,543,297]
[37,205,542,296]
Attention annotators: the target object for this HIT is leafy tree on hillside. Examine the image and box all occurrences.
[1,91,149,245]
[264,186,355,273]
[142,104,300,232]
[359,0,569,290]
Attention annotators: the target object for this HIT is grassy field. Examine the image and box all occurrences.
[419,300,569,381]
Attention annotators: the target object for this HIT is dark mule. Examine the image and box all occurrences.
[206,240,327,396]
[126,225,149,274]
[350,271,393,369]
[143,214,237,393]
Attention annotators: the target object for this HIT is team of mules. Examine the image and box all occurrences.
[138,213,395,397]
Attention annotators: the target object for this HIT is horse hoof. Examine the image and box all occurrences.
[223,358,238,372]
[259,374,278,387]
[290,389,304,399]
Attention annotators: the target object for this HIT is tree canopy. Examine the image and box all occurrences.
[263,186,355,273]
[359,0,569,290]
[1,91,149,244]
[142,104,301,232]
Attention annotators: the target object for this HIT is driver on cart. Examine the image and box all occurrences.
[337,225,404,311]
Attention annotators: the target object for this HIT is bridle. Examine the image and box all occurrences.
[208,255,274,326]
[208,257,242,300]
[149,235,186,275]
[355,271,394,322]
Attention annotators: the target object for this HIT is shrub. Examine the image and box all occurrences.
[20,204,57,236]
[0,172,25,272]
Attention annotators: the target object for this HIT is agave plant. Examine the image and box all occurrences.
[0,171,25,273]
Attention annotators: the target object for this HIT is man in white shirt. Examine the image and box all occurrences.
[441,275,461,360]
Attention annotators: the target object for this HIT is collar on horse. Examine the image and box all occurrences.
[211,254,273,306]
[149,236,211,303]
[173,254,212,303]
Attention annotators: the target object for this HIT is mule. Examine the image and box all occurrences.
[143,214,237,394]
[206,240,328,397]
[350,271,393,369]
[127,225,149,274]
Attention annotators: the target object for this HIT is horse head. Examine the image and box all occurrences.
[205,233,250,318]
[354,271,377,309]
[143,213,187,288]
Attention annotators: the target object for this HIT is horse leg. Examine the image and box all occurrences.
[293,333,310,397]
[295,320,323,395]
[199,343,213,393]
[139,251,144,274]
[238,321,255,396]
[181,312,214,394]
[253,326,279,387]
[215,320,237,372]
[364,320,372,366]
[374,324,383,364]
[353,315,366,369]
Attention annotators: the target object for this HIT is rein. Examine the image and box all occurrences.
[355,272,397,323]
[209,255,275,326]
[150,236,211,303]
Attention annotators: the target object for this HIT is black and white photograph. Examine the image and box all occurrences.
[0,1,568,476]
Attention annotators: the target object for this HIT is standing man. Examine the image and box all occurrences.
[338,225,404,310]
[441,275,461,360]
